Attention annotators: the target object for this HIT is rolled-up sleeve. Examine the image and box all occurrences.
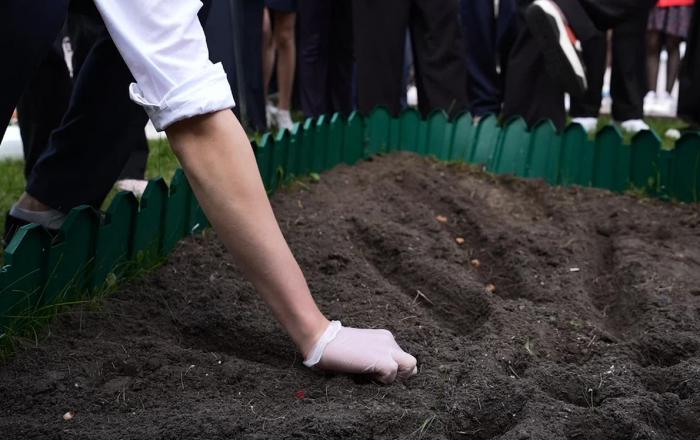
[93,0,235,131]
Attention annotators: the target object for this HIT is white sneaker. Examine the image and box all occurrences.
[617,119,650,134]
[407,85,418,107]
[664,128,682,140]
[265,102,279,128]
[115,179,149,198]
[266,102,278,128]
[274,110,294,131]
[652,91,676,116]
[643,90,657,110]
[571,117,597,134]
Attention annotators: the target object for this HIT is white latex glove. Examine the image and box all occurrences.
[304,321,418,384]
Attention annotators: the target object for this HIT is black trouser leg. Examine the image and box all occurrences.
[502,23,567,130]
[118,143,149,180]
[678,2,700,125]
[577,0,656,29]
[610,11,648,121]
[461,0,500,116]
[569,33,606,118]
[16,37,72,179]
[233,0,266,132]
[298,0,332,117]
[353,0,410,116]
[27,34,149,212]
[410,0,469,118]
[0,0,69,140]
[328,0,354,117]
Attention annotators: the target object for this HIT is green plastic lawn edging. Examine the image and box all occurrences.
[1,108,699,336]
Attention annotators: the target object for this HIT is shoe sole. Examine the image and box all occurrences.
[526,0,587,97]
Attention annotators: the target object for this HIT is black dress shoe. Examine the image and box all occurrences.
[2,212,60,247]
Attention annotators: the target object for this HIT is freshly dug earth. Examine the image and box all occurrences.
[2,153,700,440]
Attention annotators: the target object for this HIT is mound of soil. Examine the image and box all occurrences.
[2,153,700,439]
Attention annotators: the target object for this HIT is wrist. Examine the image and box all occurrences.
[293,313,331,359]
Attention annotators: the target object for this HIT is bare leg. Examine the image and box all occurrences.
[646,30,661,92]
[665,34,682,93]
[262,7,275,100]
[166,110,328,356]
[272,10,296,111]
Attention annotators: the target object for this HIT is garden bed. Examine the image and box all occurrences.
[1,153,699,439]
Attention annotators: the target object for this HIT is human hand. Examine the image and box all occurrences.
[304,321,418,384]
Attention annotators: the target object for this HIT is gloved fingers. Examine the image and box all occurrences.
[392,349,418,379]
[372,358,400,384]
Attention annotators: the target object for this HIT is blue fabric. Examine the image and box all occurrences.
[460,0,518,116]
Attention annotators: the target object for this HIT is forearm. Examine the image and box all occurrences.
[166,110,329,356]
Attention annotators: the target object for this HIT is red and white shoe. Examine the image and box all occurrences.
[526,0,587,96]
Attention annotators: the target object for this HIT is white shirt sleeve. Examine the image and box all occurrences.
[93,0,235,131]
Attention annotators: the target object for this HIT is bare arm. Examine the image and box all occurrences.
[166,110,328,356]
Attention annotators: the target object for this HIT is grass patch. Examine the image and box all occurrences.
[0,249,170,361]
[0,159,26,244]
[595,116,686,149]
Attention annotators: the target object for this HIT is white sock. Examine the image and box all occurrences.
[10,204,66,230]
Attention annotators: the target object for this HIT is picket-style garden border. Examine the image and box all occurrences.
[1,108,699,336]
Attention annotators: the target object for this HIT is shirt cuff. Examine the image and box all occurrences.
[129,62,235,131]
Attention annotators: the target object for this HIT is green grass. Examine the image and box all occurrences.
[594,116,686,149]
[145,137,180,181]
[0,159,26,243]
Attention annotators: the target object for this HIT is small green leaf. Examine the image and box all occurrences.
[309,172,321,183]
[105,272,117,288]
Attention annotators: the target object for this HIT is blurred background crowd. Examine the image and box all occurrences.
[1,0,699,244]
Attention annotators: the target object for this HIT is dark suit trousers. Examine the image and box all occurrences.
[353,0,469,118]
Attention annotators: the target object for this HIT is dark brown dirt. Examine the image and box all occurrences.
[2,153,700,440]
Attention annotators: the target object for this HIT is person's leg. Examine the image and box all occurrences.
[461,0,500,117]
[272,10,296,112]
[328,0,354,116]
[503,6,567,131]
[16,36,72,179]
[610,11,648,123]
[569,32,605,131]
[25,34,149,212]
[202,0,238,109]
[94,0,416,382]
[665,35,682,94]
[297,0,330,117]
[496,0,521,108]
[261,7,275,100]
[678,2,700,125]
[0,0,69,140]
[647,29,662,92]
[410,0,469,117]
[234,0,267,132]
[353,0,410,116]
